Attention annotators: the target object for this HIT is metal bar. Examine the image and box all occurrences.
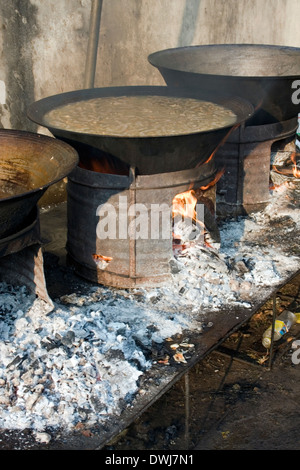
[184,372,190,449]
[84,0,103,89]
[0,245,54,310]
[268,294,277,369]
[237,123,245,206]
[129,167,136,279]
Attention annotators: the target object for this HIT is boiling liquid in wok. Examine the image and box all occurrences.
[44,95,237,137]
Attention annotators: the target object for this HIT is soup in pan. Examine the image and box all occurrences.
[44,95,237,138]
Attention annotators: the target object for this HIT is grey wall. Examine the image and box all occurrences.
[0,0,91,131]
[95,0,300,86]
[1,0,300,131]
[1,0,300,204]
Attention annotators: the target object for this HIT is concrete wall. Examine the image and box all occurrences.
[1,0,300,130]
[0,0,92,132]
[95,0,300,87]
[1,0,300,203]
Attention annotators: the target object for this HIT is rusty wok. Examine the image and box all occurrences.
[0,129,78,238]
[27,86,253,175]
[148,44,300,126]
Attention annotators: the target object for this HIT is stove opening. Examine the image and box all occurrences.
[272,150,300,179]
[72,142,130,176]
[172,169,225,255]
[270,147,300,191]
[66,145,224,288]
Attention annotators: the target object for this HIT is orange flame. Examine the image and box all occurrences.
[92,254,113,262]
[199,168,225,191]
[172,169,225,226]
[92,254,113,270]
[79,155,128,175]
[291,152,300,178]
[172,189,201,253]
[172,189,198,222]
[198,123,240,167]
[272,151,300,179]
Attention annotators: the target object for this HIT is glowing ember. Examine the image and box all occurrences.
[92,254,113,270]
[79,155,128,175]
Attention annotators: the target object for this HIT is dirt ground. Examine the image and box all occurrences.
[104,273,300,451]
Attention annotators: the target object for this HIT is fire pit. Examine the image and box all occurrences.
[148,44,300,215]
[28,86,253,288]
[216,117,298,216]
[0,129,78,301]
[0,129,78,239]
[0,87,298,449]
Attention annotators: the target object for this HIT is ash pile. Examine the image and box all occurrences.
[0,181,299,443]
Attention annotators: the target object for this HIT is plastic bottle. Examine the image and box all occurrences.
[262,310,298,349]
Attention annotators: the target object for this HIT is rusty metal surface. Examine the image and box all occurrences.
[148,44,300,126]
[0,207,53,308]
[216,117,298,217]
[66,162,218,288]
[0,245,53,308]
[0,207,40,258]
[27,86,253,175]
[0,129,78,238]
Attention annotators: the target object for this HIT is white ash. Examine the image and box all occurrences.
[0,281,197,434]
[155,184,299,313]
[33,431,51,444]
[0,183,299,436]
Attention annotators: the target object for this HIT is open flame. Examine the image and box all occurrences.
[172,190,201,253]
[172,189,198,222]
[198,124,240,166]
[172,169,225,221]
[92,253,113,270]
[172,169,225,253]
[291,151,300,178]
[198,168,225,191]
[171,120,237,251]
[272,151,300,179]
[172,189,200,253]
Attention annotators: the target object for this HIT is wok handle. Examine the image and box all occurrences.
[84,0,103,89]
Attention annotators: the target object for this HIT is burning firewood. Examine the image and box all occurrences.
[92,254,113,270]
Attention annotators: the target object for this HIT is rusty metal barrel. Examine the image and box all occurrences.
[215,117,298,216]
[66,161,216,288]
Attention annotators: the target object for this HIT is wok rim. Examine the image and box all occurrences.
[27,85,254,139]
[148,43,300,80]
[0,129,78,202]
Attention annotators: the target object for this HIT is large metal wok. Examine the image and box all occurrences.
[148,44,300,126]
[0,129,78,238]
[27,86,253,175]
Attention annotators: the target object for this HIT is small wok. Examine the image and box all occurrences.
[0,129,78,238]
